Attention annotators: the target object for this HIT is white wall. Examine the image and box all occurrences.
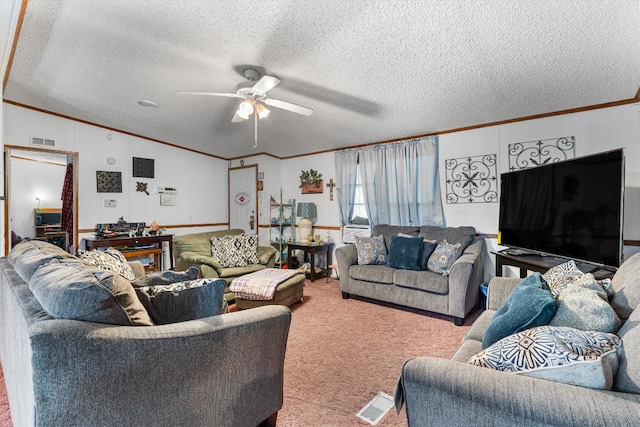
[4,101,639,274]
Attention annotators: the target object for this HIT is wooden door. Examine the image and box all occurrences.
[228,165,258,235]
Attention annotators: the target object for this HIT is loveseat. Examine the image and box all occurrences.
[0,239,291,427]
[396,251,640,426]
[174,229,278,302]
[335,224,485,325]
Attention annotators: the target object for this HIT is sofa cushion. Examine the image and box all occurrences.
[393,269,448,294]
[427,240,461,275]
[135,278,225,324]
[29,259,153,326]
[549,273,621,333]
[373,225,420,251]
[469,326,622,390]
[355,235,388,265]
[610,251,640,322]
[613,303,640,393]
[217,263,266,278]
[386,235,423,271]
[482,273,556,349]
[79,247,136,280]
[210,234,254,268]
[8,240,74,283]
[418,225,475,250]
[350,264,395,285]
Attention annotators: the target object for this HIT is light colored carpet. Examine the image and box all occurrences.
[0,277,480,427]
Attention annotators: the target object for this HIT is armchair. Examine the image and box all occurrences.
[174,229,277,302]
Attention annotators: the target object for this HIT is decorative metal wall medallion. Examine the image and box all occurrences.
[96,171,122,193]
[445,154,497,204]
[508,136,575,170]
[132,157,155,178]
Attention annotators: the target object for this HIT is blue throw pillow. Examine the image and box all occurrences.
[420,240,438,270]
[482,273,556,349]
[386,236,424,270]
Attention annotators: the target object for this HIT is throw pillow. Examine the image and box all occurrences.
[469,326,622,390]
[29,259,153,326]
[78,247,135,281]
[543,260,584,297]
[386,235,424,270]
[211,234,249,268]
[243,234,260,264]
[355,235,388,265]
[549,273,621,333]
[130,266,200,287]
[135,278,226,325]
[482,273,556,349]
[426,239,462,275]
[398,233,437,270]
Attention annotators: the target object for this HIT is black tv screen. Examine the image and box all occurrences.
[499,148,625,267]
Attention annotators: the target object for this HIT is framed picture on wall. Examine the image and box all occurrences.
[96,171,122,193]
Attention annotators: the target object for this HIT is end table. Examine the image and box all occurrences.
[286,241,335,282]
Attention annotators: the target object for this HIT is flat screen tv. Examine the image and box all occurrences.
[499,148,625,267]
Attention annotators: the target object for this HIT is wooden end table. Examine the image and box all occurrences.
[286,241,335,282]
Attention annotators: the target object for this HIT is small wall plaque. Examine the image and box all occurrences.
[133,157,155,178]
[96,171,122,193]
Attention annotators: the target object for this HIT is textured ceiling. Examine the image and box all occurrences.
[4,0,640,159]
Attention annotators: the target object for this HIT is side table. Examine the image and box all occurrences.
[84,234,174,271]
[287,241,335,282]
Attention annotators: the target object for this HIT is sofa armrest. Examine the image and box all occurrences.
[335,244,358,291]
[29,305,291,427]
[127,261,146,279]
[486,277,520,310]
[447,239,485,319]
[257,245,277,266]
[397,357,640,426]
[178,251,223,274]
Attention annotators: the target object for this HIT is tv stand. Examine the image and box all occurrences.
[493,249,615,280]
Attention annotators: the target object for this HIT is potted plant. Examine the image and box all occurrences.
[299,169,323,193]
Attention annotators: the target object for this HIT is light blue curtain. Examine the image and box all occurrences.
[334,149,359,226]
[358,136,444,227]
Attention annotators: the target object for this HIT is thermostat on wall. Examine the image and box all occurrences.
[155,187,177,194]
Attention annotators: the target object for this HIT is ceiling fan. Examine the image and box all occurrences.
[176,68,313,148]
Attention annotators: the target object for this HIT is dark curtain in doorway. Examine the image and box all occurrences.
[61,163,74,247]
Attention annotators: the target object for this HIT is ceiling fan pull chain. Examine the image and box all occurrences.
[254,108,258,148]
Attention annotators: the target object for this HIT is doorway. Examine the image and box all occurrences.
[228,164,258,235]
[4,145,78,255]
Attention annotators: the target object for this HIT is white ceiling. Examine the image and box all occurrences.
[3,0,640,159]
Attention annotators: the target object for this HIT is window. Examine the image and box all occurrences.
[350,164,369,224]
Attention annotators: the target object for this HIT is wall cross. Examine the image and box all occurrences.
[326,178,336,201]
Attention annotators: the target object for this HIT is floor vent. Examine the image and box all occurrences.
[31,137,56,147]
[356,392,394,425]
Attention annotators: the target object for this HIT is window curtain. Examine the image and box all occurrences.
[337,135,444,228]
[60,162,74,248]
[334,149,359,226]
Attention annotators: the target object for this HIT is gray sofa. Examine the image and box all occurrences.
[397,251,640,426]
[335,224,485,325]
[0,240,290,427]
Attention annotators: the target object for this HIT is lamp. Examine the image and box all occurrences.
[256,103,270,119]
[236,99,254,120]
[296,202,317,242]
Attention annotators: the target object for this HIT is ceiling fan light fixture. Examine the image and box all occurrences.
[238,99,254,116]
[256,103,270,119]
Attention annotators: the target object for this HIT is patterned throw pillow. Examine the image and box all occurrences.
[469,326,622,390]
[135,278,226,324]
[427,239,462,275]
[543,260,584,296]
[210,234,259,268]
[355,235,388,265]
[78,247,135,281]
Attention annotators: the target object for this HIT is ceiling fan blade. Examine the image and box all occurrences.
[263,98,314,116]
[252,75,281,94]
[175,91,242,98]
[231,111,247,122]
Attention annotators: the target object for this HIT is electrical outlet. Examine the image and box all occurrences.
[104,199,117,207]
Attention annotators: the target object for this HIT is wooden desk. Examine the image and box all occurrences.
[84,234,174,271]
[287,242,335,282]
[493,250,615,280]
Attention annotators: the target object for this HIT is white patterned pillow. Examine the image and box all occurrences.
[79,247,135,281]
[427,239,462,275]
[543,260,584,296]
[243,234,260,264]
[211,234,249,268]
[355,235,388,265]
[468,326,622,390]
